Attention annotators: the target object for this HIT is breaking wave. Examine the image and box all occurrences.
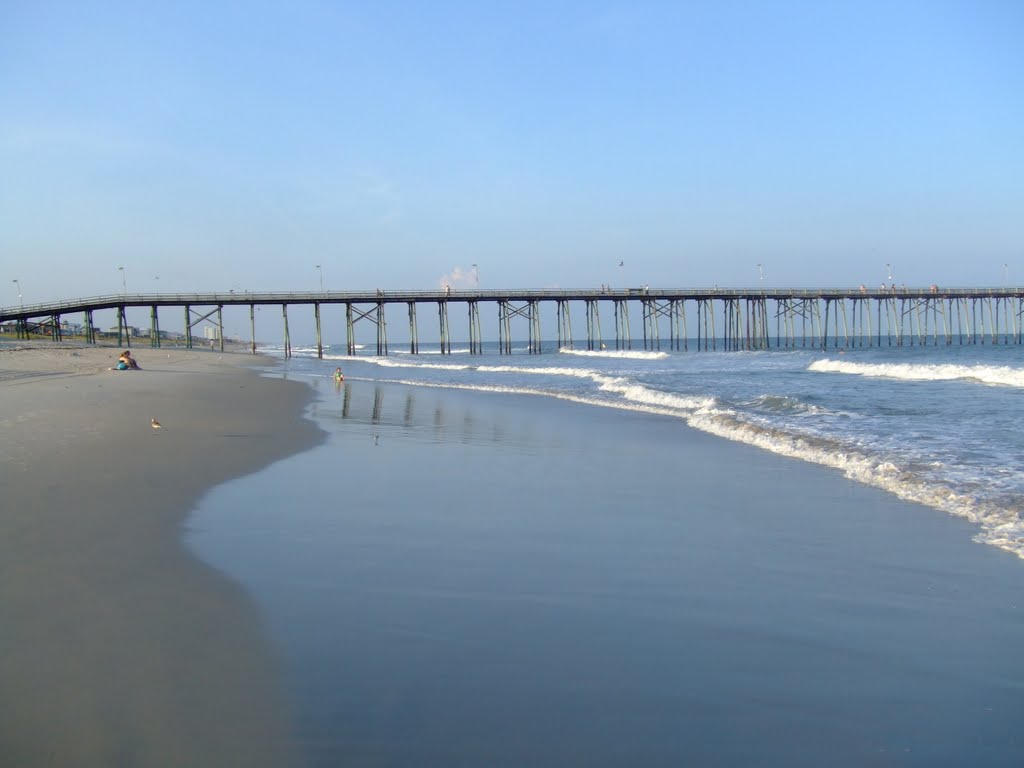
[559,348,670,360]
[809,359,1024,388]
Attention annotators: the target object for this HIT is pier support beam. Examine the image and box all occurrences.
[184,305,225,351]
[723,298,741,350]
[643,298,684,351]
[438,300,450,354]
[345,302,388,355]
[822,299,831,349]
[117,305,129,348]
[756,297,771,349]
[693,298,705,351]
[467,300,481,354]
[83,310,95,344]
[150,304,161,347]
[315,303,323,358]
[498,300,510,354]
[585,299,603,350]
[346,303,355,355]
[613,299,631,350]
[282,304,291,358]
[641,299,656,350]
[376,302,388,355]
[677,299,687,351]
[529,300,541,353]
[498,300,542,354]
[557,299,573,350]
[409,301,420,354]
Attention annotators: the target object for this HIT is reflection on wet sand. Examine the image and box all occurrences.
[324,378,554,451]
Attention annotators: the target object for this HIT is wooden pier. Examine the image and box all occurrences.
[2,287,1022,356]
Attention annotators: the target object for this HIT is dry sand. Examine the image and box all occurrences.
[0,341,323,767]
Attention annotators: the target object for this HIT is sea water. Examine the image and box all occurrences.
[282,340,1024,560]
[188,339,1024,766]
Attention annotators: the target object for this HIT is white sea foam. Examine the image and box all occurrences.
[809,359,1024,388]
[559,348,670,360]
[477,364,603,379]
[596,378,716,412]
[395,348,471,355]
[744,394,832,415]
[374,358,472,371]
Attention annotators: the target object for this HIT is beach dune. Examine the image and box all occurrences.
[0,343,322,767]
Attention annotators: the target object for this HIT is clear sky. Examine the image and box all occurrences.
[2,0,1022,308]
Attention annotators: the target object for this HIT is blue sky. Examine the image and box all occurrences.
[2,0,1022,309]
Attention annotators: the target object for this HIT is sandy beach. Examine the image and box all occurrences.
[0,342,323,767]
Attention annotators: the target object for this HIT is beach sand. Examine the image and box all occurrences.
[0,342,323,767]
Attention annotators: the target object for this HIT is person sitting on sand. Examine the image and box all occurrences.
[118,350,141,370]
[334,367,344,382]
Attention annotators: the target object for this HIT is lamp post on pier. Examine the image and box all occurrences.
[1003,263,1009,287]
[11,278,23,310]
[316,264,323,292]
[472,263,479,288]
[118,266,127,297]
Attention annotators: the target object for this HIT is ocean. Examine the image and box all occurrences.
[187,339,1024,766]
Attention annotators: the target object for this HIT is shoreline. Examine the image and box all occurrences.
[0,342,324,766]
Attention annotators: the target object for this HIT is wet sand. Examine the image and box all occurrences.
[0,343,323,767]
[192,377,1024,767]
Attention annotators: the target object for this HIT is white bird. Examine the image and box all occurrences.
[151,418,163,430]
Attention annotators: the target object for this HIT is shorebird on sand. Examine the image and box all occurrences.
[151,418,163,430]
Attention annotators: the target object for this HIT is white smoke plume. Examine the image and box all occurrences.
[438,265,478,289]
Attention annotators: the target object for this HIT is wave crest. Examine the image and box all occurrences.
[809,359,1024,388]
[559,348,669,360]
